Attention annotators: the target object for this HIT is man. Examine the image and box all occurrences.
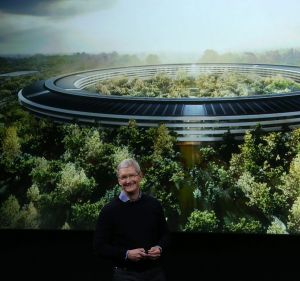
[94,158,169,281]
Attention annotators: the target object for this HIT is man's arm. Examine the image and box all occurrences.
[93,206,127,261]
[157,203,170,252]
[146,202,169,260]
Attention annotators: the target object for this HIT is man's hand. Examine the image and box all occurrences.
[147,246,161,260]
[127,248,148,262]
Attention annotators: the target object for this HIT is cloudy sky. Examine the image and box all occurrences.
[0,0,300,56]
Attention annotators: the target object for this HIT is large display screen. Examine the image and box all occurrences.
[1,0,300,234]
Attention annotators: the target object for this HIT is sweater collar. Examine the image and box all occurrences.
[119,190,142,202]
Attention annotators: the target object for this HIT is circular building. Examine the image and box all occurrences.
[18,63,300,142]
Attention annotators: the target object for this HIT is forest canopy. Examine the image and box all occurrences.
[95,71,300,98]
[1,50,300,233]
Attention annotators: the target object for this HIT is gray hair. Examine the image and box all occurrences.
[117,158,141,175]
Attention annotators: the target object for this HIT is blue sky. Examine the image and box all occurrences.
[0,0,300,57]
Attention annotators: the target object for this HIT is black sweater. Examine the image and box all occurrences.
[93,194,169,270]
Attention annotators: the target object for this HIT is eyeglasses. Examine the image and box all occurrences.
[118,174,139,181]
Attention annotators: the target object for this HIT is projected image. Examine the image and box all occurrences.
[1,0,300,234]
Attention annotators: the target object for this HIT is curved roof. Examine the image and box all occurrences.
[18,63,300,142]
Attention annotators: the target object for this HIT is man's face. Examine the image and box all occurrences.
[118,166,141,194]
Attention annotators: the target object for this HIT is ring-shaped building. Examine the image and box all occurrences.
[18,63,300,142]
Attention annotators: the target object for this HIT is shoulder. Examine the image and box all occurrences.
[142,193,162,207]
[100,197,121,214]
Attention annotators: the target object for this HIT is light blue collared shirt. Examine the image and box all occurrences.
[119,190,142,202]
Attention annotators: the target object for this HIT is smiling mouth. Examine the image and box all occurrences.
[125,184,135,188]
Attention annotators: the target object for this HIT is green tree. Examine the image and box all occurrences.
[62,124,89,156]
[80,129,103,163]
[70,199,106,230]
[1,126,21,168]
[234,127,267,180]
[237,172,273,216]
[112,146,132,171]
[116,120,142,153]
[190,162,235,207]
[153,124,176,159]
[0,195,21,228]
[279,153,300,204]
[26,184,41,202]
[19,202,40,229]
[224,217,263,233]
[56,162,96,204]
[287,196,300,233]
[69,184,121,229]
[143,157,184,191]
[184,210,219,232]
[289,128,300,155]
[218,130,239,162]
[36,162,96,229]
[267,217,288,234]
[30,157,61,193]
[17,118,64,158]
[149,189,180,231]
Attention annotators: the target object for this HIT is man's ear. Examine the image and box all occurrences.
[118,177,122,186]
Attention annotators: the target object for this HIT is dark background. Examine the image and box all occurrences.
[1,230,298,281]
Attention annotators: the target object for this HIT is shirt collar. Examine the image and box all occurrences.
[119,190,142,202]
